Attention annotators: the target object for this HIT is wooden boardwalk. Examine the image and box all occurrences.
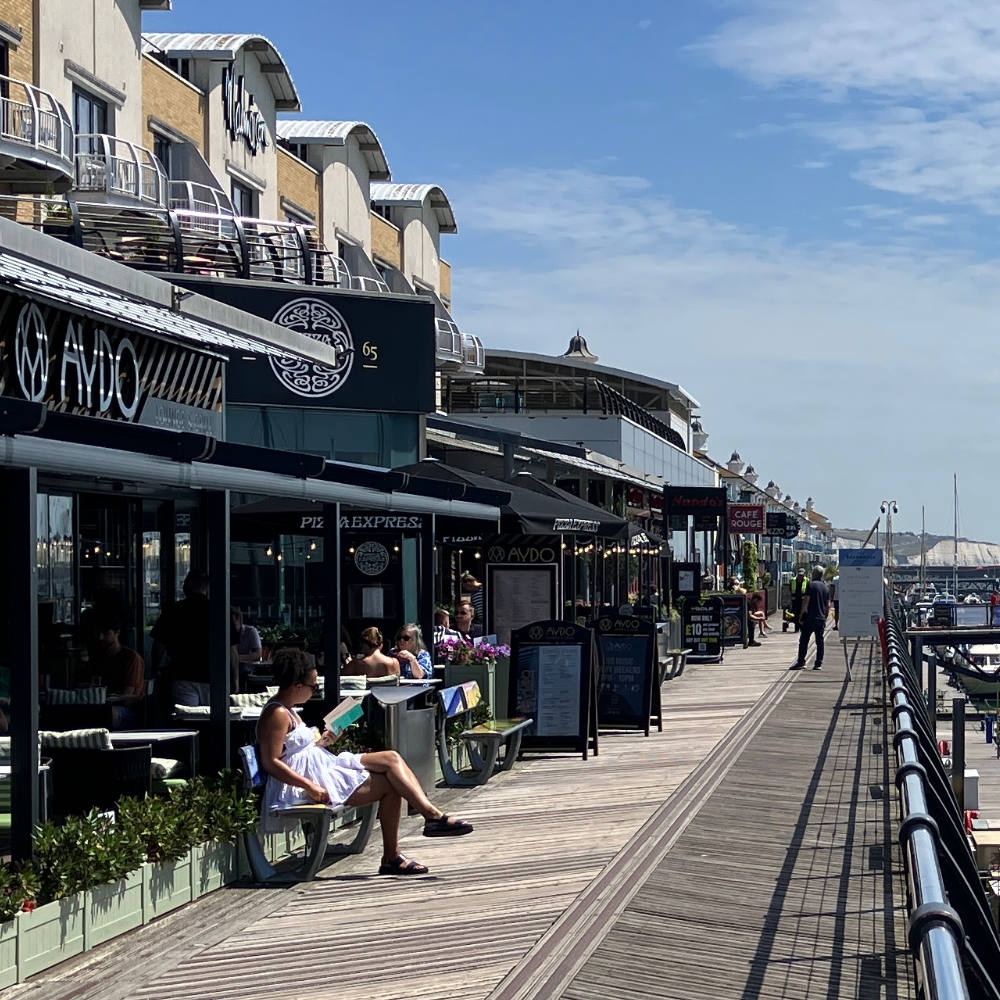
[6,629,916,1000]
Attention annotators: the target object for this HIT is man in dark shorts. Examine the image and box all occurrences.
[791,566,830,671]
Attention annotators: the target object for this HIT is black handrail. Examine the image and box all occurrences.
[884,601,1000,1000]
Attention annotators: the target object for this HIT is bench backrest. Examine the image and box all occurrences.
[438,681,482,719]
[238,744,265,795]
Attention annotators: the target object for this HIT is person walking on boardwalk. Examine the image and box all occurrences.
[791,566,830,671]
[789,568,808,633]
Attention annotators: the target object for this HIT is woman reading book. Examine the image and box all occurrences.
[257,647,473,876]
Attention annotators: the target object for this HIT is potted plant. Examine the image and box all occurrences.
[0,863,37,987]
[118,793,199,921]
[182,773,258,894]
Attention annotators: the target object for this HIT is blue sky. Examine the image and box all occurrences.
[147,1,1000,541]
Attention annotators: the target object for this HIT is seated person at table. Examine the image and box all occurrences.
[231,607,262,692]
[749,591,771,638]
[341,627,400,678]
[453,601,483,641]
[92,613,145,727]
[258,648,472,875]
[390,624,433,680]
[433,608,460,645]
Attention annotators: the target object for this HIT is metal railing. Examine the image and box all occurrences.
[0,76,73,171]
[0,192,482,371]
[169,180,235,217]
[74,134,167,207]
[884,603,1000,1000]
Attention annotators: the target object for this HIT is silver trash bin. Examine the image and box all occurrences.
[370,685,436,796]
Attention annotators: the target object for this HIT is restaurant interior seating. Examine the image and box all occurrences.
[47,745,151,819]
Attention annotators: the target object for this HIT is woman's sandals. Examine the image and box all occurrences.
[378,854,428,876]
[423,813,474,837]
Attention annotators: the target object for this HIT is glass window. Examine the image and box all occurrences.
[152,134,172,179]
[73,87,108,138]
[231,179,254,217]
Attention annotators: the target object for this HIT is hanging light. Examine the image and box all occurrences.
[265,545,273,557]
[474,551,481,559]
[276,553,283,562]
[309,540,317,551]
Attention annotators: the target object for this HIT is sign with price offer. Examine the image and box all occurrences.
[172,277,436,413]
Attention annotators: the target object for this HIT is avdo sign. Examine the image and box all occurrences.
[3,293,221,433]
[222,63,268,154]
[728,503,765,533]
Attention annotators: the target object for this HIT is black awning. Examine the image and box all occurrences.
[393,462,625,537]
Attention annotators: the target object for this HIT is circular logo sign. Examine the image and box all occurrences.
[354,541,390,577]
[528,625,544,641]
[599,617,613,632]
[14,303,49,403]
[487,546,506,562]
[268,298,354,397]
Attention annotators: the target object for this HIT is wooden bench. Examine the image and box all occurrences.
[238,744,378,884]
[436,682,532,787]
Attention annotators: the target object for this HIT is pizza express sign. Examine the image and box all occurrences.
[4,297,220,431]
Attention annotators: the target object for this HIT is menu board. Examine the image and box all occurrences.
[593,616,658,735]
[683,596,724,662]
[488,565,557,647]
[839,548,883,637]
[719,594,747,647]
[509,620,598,759]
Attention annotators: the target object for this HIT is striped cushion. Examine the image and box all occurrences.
[0,737,8,761]
[150,757,183,779]
[39,728,113,750]
[47,687,107,705]
[173,705,242,719]
[230,692,269,708]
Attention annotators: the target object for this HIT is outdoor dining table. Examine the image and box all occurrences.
[108,729,199,778]
[0,763,52,822]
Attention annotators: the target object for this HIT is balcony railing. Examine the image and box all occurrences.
[73,134,167,207]
[461,332,485,374]
[436,318,463,366]
[169,180,234,217]
[0,75,73,179]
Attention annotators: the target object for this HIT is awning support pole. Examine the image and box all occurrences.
[322,502,340,712]
[8,468,38,861]
[206,489,230,775]
[420,514,435,659]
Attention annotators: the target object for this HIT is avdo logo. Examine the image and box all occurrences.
[528,625,544,641]
[487,546,507,562]
[354,540,390,577]
[269,298,354,397]
[15,303,49,403]
[598,617,613,632]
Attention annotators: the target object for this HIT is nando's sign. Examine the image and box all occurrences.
[222,63,269,155]
[663,486,728,518]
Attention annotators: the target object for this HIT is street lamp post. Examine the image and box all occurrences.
[880,500,898,584]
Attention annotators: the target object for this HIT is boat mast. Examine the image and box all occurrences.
[953,473,959,597]
[920,505,926,596]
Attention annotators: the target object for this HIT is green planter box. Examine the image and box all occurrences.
[84,870,143,949]
[142,854,193,921]
[18,895,84,981]
[0,916,16,989]
[444,660,503,716]
[194,841,240,896]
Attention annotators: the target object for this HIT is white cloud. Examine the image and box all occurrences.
[798,160,828,169]
[637,18,653,30]
[448,167,1000,536]
[699,1,1000,211]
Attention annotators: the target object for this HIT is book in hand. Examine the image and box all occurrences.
[323,697,365,737]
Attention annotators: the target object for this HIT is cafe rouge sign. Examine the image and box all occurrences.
[728,503,765,533]
[4,294,222,434]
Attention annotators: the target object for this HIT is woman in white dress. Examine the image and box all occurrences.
[257,648,472,875]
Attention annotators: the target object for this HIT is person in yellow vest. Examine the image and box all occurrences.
[790,568,808,633]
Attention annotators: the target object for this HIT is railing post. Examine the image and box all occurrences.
[233,217,251,280]
[927,648,936,717]
[952,696,966,811]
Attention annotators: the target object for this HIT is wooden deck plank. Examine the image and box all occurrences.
[5,630,916,1000]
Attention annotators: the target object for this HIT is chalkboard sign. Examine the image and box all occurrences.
[720,594,748,647]
[683,596,725,662]
[592,615,658,736]
[509,620,598,759]
[931,602,956,627]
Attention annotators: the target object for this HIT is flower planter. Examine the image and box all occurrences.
[84,869,143,949]
[17,895,84,981]
[142,854,193,922]
[0,916,16,989]
[194,841,240,896]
